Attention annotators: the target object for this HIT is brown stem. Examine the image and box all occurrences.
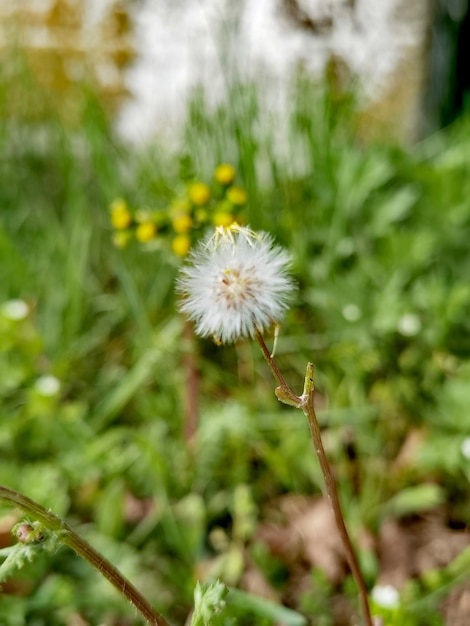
[255,329,299,405]
[301,380,373,626]
[255,333,373,626]
[0,486,171,626]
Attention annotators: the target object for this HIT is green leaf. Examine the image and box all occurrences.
[382,484,445,519]
[227,588,308,625]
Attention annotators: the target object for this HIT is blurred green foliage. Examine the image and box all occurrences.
[1,58,470,625]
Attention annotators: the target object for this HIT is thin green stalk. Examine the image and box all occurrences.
[256,333,373,626]
[0,486,171,626]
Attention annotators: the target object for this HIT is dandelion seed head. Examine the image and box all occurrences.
[461,437,470,460]
[34,375,61,397]
[371,584,400,608]
[397,313,421,337]
[342,303,362,322]
[177,225,294,344]
[1,299,29,321]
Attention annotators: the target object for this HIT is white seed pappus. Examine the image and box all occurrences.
[177,225,294,343]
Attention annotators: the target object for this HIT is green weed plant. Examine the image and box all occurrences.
[1,57,470,625]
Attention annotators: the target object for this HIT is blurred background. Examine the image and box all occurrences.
[1,1,470,625]
[1,0,469,140]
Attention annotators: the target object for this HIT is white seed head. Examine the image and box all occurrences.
[2,299,29,321]
[461,437,470,460]
[371,584,400,608]
[177,225,294,343]
[397,313,421,337]
[342,303,362,322]
[34,375,61,397]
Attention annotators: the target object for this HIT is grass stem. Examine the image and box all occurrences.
[0,486,171,626]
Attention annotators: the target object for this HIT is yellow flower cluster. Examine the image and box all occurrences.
[109,163,247,256]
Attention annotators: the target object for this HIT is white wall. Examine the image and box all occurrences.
[117,0,432,142]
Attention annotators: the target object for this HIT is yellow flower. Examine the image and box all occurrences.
[111,210,131,229]
[214,163,236,185]
[188,182,211,206]
[172,213,193,234]
[172,234,192,256]
[110,198,132,229]
[136,221,156,242]
[212,211,234,227]
[226,186,247,206]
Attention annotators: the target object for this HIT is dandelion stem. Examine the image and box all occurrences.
[0,486,171,626]
[255,335,373,626]
[300,366,373,626]
[255,329,299,406]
